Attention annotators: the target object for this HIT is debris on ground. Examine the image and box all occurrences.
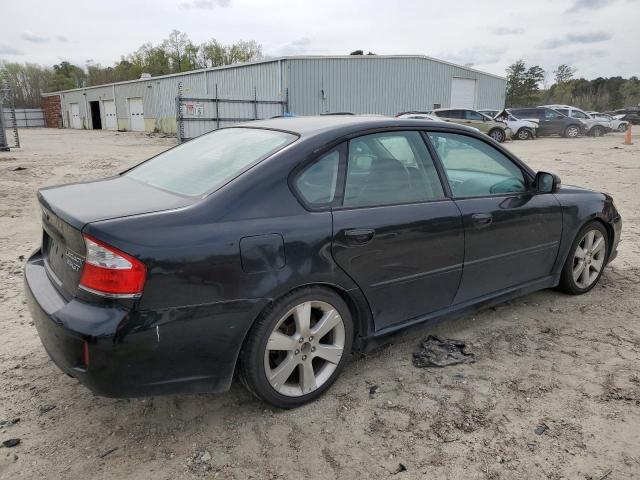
[2,439,20,448]
[98,447,118,459]
[369,385,379,396]
[412,335,475,368]
[393,463,407,474]
[8,166,26,171]
[0,418,20,428]
[535,423,549,435]
[39,404,56,414]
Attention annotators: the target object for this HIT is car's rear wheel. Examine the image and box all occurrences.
[239,287,353,408]
[590,126,604,137]
[564,125,581,138]
[489,128,506,143]
[558,222,609,295]
[516,128,533,140]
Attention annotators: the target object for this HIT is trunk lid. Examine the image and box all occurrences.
[38,175,195,298]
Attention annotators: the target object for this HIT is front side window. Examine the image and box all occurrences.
[343,131,444,207]
[295,149,340,207]
[465,110,486,121]
[127,128,296,196]
[545,109,561,120]
[428,132,527,198]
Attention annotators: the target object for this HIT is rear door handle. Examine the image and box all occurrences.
[471,213,493,228]
[343,228,375,245]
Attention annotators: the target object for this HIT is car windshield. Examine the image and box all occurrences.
[126,128,296,196]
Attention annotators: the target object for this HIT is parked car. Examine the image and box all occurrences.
[431,108,512,142]
[397,111,482,133]
[25,116,621,408]
[396,111,439,121]
[492,109,538,140]
[540,104,610,136]
[609,109,640,126]
[507,107,584,138]
[478,109,500,118]
[587,112,629,132]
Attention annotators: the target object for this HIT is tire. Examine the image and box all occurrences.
[488,128,506,143]
[239,286,354,408]
[564,124,581,138]
[590,126,604,137]
[618,124,628,133]
[516,128,532,140]
[558,221,609,295]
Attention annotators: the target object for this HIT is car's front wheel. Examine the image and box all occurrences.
[618,123,628,133]
[239,287,353,408]
[590,126,604,137]
[489,128,506,143]
[558,222,609,295]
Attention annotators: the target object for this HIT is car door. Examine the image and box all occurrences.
[436,110,465,127]
[464,110,490,133]
[427,131,562,303]
[330,130,464,330]
[538,108,565,135]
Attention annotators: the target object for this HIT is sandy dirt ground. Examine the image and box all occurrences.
[1,128,639,480]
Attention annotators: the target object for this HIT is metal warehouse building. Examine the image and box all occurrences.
[42,55,506,139]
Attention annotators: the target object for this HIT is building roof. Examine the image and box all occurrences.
[41,55,505,96]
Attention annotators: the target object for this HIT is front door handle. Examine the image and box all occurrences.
[343,228,375,245]
[471,213,493,228]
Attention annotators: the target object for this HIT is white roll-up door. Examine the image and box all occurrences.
[450,78,477,109]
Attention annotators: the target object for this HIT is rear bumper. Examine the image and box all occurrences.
[25,250,264,397]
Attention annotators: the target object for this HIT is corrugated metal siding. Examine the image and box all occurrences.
[4,108,45,127]
[286,57,505,115]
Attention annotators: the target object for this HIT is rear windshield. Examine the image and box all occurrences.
[126,127,296,196]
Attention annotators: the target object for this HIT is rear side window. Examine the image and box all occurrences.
[343,131,444,207]
[127,128,296,196]
[295,149,340,207]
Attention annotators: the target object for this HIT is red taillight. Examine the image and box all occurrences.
[79,235,146,297]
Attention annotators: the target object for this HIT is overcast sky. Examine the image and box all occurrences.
[1,0,638,81]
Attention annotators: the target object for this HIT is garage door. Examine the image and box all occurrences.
[450,78,477,109]
[70,103,82,129]
[128,97,145,132]
[103,100,117,130]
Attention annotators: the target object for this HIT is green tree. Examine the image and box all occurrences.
[505,60,545,107]
[553,64,576,84]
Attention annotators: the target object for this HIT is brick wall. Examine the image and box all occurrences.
[41,95,62,128]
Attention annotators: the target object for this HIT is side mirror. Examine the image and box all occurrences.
[535,171,561,193]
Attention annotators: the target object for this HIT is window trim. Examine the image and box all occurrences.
[289,142,347,212]
[423,129,537,200]
[334,130,449,211]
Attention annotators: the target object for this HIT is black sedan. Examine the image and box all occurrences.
[25,116,622,408]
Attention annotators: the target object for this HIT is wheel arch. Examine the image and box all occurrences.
[233,281,375,377]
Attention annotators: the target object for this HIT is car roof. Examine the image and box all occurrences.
[242,115,478,137]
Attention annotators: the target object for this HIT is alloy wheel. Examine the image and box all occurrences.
[573,229,606,289]
[263,301,345,397]
[517,129,531,140]
[490,129,505,142]
[567,126,580,138]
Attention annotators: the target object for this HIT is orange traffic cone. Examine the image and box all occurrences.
[624,123,633,145]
